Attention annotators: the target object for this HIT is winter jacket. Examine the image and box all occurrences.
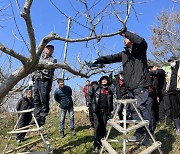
[94,31,151,89]
[109,73,127,99]
[91,86,113,115]
[149,69,167,97]
[54,86,73,109]
[167,61,180,92]
[16,97,34,120]
[33,55,57,80]
[83,85,93,106]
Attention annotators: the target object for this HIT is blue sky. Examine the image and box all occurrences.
[0,0,179,89]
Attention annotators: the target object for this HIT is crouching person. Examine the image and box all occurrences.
[54,78,76,138]
[91,76,113,153]
[16,86,34,143]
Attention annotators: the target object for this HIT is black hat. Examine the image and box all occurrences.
[45,44,54,50]
[57,78,64,83]
[168,56,178,62]
[99,76,111,85]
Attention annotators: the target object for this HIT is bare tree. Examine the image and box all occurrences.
[150,9,180,62]
[0,0,136,101]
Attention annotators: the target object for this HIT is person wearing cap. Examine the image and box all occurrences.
[91,76,113,153]
[148,62,171,127]
[32,44,57,126]
[92,29,154,146]
[16,86,34,143]
[54,78,76,138]
[166,56,180,135]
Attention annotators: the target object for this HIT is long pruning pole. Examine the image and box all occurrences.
[61,16,72,79]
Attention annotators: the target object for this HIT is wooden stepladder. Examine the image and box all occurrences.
[100,99,163,154]
[3,108,51,154]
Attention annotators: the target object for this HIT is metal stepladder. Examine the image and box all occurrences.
[3,108,51,154]
[100,99,163,154]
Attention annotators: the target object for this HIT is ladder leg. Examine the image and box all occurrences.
[123,103,127,154]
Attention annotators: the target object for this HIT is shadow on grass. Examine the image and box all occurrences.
[53,135,94,154]
[152,129,175,154]
[75,125,91,132]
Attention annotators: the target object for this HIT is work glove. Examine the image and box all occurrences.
[85,61,105,68]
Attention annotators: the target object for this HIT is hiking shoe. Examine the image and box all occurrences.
[92,146,100,154]
[71,129,76,136]
[141,135,153,146]
[16,139,21,144]
[128,133,144,142]
[60,131,65,138]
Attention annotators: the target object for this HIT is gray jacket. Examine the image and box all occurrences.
[33,55,57,80]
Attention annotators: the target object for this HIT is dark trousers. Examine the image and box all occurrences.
[118,104,131,120]
[168,90,180,119]
[16,115,32,140]
[159,94,172,125]
[93,110,108,148]
[130,88,154,134]
[88,104,94,127]
[34,79,52,121]
[151,94,159,122]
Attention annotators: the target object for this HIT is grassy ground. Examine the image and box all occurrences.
[0,109,180,154]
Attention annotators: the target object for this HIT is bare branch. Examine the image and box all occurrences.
[20,0,36,59]
[0,43,28,64]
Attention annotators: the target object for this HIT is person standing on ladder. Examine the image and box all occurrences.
[92,28,154,146]
[32,44,57,126]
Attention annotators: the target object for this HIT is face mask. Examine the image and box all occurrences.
[170,61,176,68]
[119,75,124,80]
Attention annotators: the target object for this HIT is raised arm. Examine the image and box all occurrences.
[93,52,122,64]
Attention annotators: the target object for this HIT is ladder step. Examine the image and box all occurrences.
[16,108,35,114]
[126,121,148,133]
[108,120,124,132]
[17,151,49,154]
[115,99,137,104]
[139,141,161,154]
[101,139,117,154]
[108,120,148,133]
[15,125,35,131]
[7,128,41,134]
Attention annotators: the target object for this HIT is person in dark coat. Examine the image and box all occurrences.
[92,29,154,146]
[16,87,34,143]
[148,63,171,126]
[32,44,57,126]
[167,56,180,135]
[91,76,113,153]
[109,71,131,120]
[83,80,95,128]
[54,78,76,138]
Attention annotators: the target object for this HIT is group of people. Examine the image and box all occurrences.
[15,29,180,153]
[83,29,180,153]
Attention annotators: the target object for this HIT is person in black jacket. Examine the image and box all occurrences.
[148,63,171,126]
[16,87,34,143]
[54,78,75,138]
[109,71,131,120]
[91,76,113,153]
[93,29,154,146]
[167,56,180,135]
